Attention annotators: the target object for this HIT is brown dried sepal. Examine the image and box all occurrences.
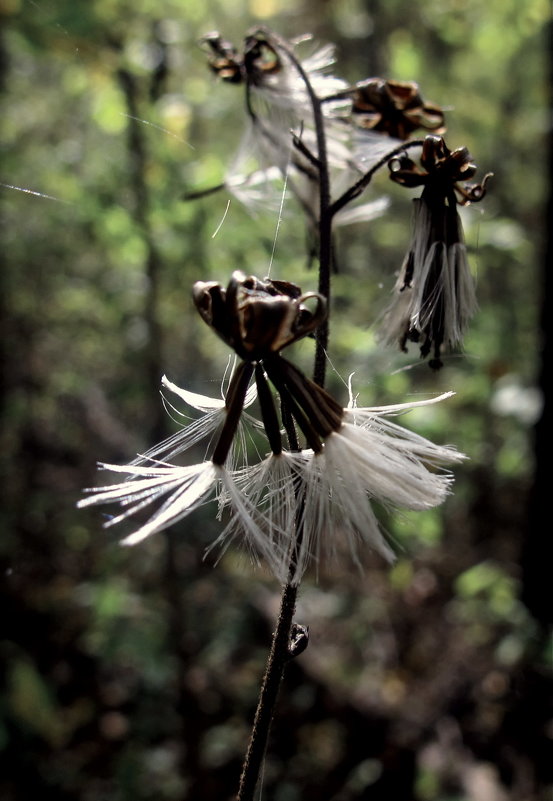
[243,29,282,86]
[200,32,244,83]
[193,272,327,361]
[389,135,493,205]
[350,79,446,140]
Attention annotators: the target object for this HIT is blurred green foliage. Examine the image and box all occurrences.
[0,0,550,799]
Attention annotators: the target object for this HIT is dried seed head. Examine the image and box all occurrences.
[193,272,327,361]
[243,29,282,84]
[389,135,492,205]
[200,31,244,83]
[351,78,446,140]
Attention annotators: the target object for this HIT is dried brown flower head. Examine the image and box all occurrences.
[192,271,327,362]
[200,32,244,83]
[349,78,446,140]
[389,134,492,205]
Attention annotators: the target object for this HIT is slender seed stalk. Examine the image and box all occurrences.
[264,357,323,454]
[255,364,283,455]
[236,582,298,801]
[264,30,332,388]
[330,139,424,216]
[235,35,335,801]
[277,357,344,434]
[182,182,226,201]
[212,361,254,466]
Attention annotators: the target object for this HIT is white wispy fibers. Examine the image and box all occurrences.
[78,379,464,580]
[78,459,279,560]
[225,160,285,215]
[291,392,464,579]
[78,364,267,554]
[224,109,351,225]
[343,391,464,484]
[213,451,305,581]
[224,31,353,222]
[297,447,394,576]
[352,129,404,172]
[78,461,219,545]
[133,373,258,467]
[333,196,390,227]
[379,193,478,364]
[328,420,460,510]
[248,35,348,117]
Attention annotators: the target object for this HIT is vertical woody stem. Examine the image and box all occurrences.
[236,582,298,801]
[236,32,331,801]
[263,29,332,388]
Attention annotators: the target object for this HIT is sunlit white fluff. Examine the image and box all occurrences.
[379,198,477,356]
[223,123,317,219]
[78,459,278,559]
[251,38,348,117]
[79,361,465,581]
[344,391,463,457]
[78,461,219,545]
[134,373,258,467]
[296,448,395,578]
[213,451,305,581]
[246,38,351,163]
[333,196,390,227]
[225,115,351,223]
[225,162,285,215]
[291,392,464,579]
[229,37,354,221]
[407,242,476,348]
[77,366,272,557]
[328,421,460,510]
[352,130,404,172]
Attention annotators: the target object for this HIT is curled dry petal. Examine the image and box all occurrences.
[193,271,327,360]
[389,134,492,205]
[349,78,446,140]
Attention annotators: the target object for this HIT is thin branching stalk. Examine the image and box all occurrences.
[330,138,424,216]
[237,396,308,801]
[236,582,299,801]
[236,35,335,801]
[263,30,333,388]
[182,182,226,201]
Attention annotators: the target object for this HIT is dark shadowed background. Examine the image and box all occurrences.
[1,0,551,799]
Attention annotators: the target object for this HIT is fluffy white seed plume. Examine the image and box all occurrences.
[79,262,469,584]
[132,374,257,467]
[297,448,395,577]
[78,459,280,560]
[214,451,305,581]
[78,461,219,545]
[289,392,465,580]
[207,453,302,579]
[378,198,478,361]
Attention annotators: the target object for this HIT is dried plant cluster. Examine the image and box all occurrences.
[79,26,492,800]
[81,26,491,577]
[80,272,464,582]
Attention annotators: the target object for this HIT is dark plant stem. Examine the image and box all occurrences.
[212,361,255,466]
[235,33,333,801]
[235,385,308,801]
[236,581,298,801]
[330,138,424,216]
[182,182,226,201]
[273,35,333,389]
